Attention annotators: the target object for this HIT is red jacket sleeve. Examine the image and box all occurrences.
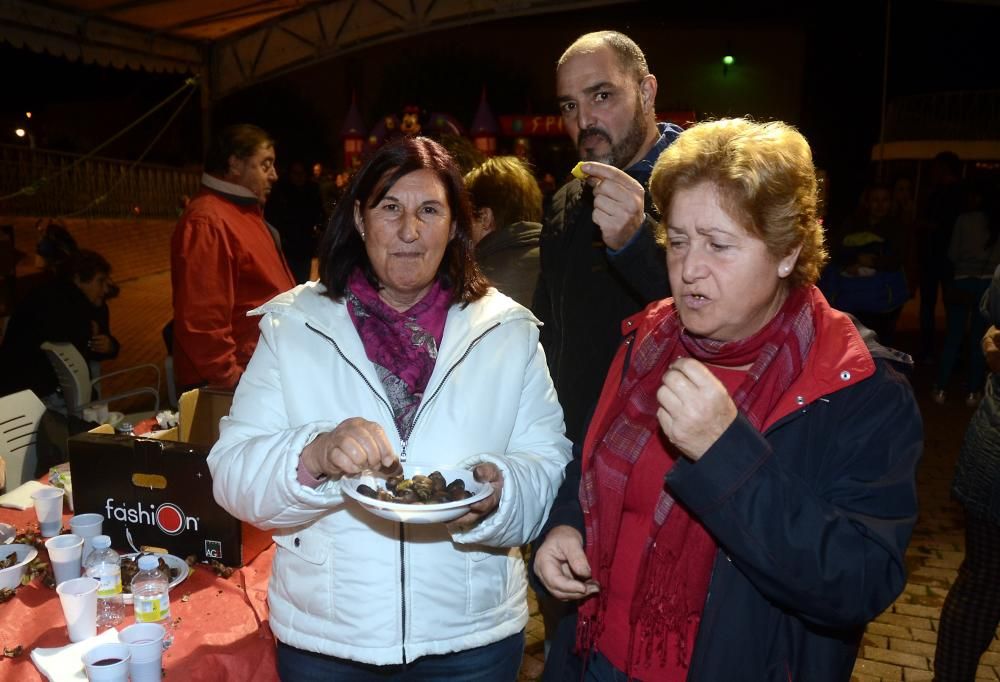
[171,215,242,389]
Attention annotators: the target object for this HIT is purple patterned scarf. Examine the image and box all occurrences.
[345,269,451,439]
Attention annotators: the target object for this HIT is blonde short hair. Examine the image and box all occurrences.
[650,118,827,288]
[465,156,543,228]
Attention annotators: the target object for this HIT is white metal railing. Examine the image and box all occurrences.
[0,144,200,218]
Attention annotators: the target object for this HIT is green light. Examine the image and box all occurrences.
[723,55,735,66]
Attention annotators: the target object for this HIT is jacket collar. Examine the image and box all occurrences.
[625,121,683,186]
[764,288,877,429]
[475,221,542,259]
[620,287,883,430]
[201,173,261,207]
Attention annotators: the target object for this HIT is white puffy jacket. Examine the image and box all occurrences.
[207,282,571,665]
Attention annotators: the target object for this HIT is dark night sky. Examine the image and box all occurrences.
[2,0,997,218]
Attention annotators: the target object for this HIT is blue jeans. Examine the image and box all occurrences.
[937,278,990,393]
[276,631,524,682]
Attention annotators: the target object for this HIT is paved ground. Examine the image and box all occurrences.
[96,270,998,681]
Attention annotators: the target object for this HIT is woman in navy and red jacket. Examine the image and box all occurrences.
[533,118,923,682]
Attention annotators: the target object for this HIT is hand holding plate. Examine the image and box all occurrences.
[447,463,503,532]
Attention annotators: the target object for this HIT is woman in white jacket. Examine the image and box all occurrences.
[208,136,571,681]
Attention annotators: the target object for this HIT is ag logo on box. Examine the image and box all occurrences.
[205,540,223,559]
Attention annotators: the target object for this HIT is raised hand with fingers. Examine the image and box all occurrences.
[300,417,397,480]
[656,357,738,461]
[578,161,647,251]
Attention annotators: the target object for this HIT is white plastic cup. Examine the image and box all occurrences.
[56,576,98,643]
[81,642,131,681]
[82,403,110,425]
[119,622,166,682]
[69,514,104,561]
[31,487,65,537]
[45,533,84,586]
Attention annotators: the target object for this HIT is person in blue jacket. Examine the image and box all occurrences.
[533,118,923,681]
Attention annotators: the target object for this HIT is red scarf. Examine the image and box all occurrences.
[577,286,816,678]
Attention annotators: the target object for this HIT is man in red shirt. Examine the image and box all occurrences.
[171,124,296,391]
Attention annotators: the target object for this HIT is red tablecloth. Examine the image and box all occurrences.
[0,506,279,681]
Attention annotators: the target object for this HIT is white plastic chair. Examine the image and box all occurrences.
[40,341,160,424]
[0,390,47,491]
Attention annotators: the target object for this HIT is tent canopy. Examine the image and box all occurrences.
[1,0,631,99]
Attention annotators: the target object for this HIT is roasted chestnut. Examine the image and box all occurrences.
[360,471,475,505]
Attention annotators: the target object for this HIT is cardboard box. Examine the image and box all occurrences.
[69,389,270,567]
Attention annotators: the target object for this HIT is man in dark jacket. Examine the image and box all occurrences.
[531,28,683,662]
[533,30,681,446]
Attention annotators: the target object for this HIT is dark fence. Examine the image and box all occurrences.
[886,91,1000,142]
[0,144,200,219]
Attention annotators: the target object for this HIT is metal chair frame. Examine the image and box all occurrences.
[40,341,160,420]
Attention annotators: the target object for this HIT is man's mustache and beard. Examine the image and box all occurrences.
[576,93,648,169]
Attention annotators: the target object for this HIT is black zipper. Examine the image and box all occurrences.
[307,318,504,664]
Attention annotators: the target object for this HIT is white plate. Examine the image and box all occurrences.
[120,552,190,604]
[0,544,38,590]
[341,465,492,525]
[0,523,15,544]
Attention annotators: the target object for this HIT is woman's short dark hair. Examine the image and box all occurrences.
[318,136,488,306]
[71,249,111,282]
[204,124,274,176]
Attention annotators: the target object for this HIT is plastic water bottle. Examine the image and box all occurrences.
[131,555,172,644]
[83,535,125,628]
